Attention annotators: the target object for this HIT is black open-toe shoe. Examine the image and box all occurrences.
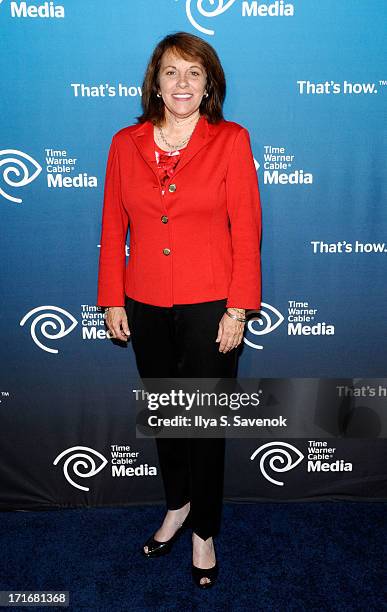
[191,561,219,589]
[142,508,192,558]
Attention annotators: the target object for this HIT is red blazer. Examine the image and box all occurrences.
[96,114,262,309]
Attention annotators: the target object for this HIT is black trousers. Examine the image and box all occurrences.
[124,295,239,541]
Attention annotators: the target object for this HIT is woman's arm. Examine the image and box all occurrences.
[225,127,262,312]
[96,135,129,308]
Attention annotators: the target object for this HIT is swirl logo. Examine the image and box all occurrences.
[53,446,108,491]
[20,306,78,353]
[0,149,42,203]
[244,302,284,350]
[186,0,237,35]
[250,442,304,486]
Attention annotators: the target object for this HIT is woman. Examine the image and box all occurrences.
[97,31,262,589]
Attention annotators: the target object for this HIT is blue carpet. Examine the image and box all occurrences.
[0,501,385,611]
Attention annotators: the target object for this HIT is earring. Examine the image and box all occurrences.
[204,92,209,98]
[156,92,161,97]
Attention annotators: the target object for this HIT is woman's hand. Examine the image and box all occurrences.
[216,308,246,353]
[104,307,130,342]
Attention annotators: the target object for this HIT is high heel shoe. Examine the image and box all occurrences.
[142,508,192,558]
[191,561,219,589]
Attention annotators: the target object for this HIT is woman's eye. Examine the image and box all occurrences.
[164,70,201,77]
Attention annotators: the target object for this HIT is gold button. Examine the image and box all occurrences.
[163,248,171,255]
[161,215,168,223]
[168,183,176,193]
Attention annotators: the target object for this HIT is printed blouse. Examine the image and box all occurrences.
[154,140,186,192]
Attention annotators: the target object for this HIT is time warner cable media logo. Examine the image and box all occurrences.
[251,441,352,486]
[185,0,295,36]
[244,298,335,350]
[0,148,97,203]
[53,445,157,491]
[19,304,121,352]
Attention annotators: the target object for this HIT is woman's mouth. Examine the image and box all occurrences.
[171,94,193,101]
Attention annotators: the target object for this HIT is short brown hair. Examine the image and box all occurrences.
[136,31,226,126]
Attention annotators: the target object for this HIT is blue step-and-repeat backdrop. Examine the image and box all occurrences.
[1,1,386,508]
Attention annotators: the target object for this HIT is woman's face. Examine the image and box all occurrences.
[157,49,207,121]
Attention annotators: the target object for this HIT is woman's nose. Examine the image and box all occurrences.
[176,76,188,87]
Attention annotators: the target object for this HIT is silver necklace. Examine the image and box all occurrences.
[158,115,200,150]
